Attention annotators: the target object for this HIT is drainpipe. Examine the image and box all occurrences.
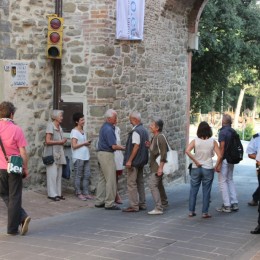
[53,0,63,109]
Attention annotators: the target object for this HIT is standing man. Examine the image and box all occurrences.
[246,133,260,206]
[0,101,31,235]
[122,111,149,212]
[251,148,260,234]
[95,109,125,210]
[216,114,239,213]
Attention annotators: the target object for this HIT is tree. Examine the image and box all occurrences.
[191,0,260,121]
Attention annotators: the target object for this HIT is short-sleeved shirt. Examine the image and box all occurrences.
[0,120,27,170]
[45,122,66,165]
[218,125,233,160]
[256,147,260,162]
[98,122,116,152]
[70,129,90,162]
[246,133,260,155]
[132,126,140,145]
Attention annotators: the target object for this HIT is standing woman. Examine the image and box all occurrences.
[0,101,31,235]
[148,118,168,215]
[45,110,67,201]
[185,121,222,218]
[70,112,93,201]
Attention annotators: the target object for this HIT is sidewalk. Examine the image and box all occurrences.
[0,156,260,259]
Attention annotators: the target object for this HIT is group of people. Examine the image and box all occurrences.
[1,101,260,236]
[94,109,168,215]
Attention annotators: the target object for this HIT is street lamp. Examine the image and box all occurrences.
[241,0,251,6]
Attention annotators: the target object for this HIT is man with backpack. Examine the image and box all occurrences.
[215,114,241,213]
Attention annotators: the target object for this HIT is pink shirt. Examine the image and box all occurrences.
[0,120,27,169]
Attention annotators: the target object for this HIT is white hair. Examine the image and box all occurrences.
[51,110,63,120]
[130,111,141,121]
[104,109,117,119]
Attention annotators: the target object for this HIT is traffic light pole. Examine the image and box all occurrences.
[53,0,63,109]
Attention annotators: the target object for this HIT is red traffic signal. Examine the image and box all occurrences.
[47,16,64,59]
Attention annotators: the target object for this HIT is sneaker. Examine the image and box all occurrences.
[148,209,163,215]
[21,216,31,236]
[231,203,239,211]
[77,194,87,201]
[216,205,231,213]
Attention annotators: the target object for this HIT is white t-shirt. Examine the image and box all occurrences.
[132,126,140,144]
[70,129,90,162]
[256,147,260,162]
[193,137,215,169]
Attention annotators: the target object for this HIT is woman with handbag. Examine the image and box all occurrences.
[147,118,168,215]
[0,101,31,235]
[45,110,67,201]
[185,121,222,218]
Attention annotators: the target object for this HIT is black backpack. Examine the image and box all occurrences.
[225,129,244,164]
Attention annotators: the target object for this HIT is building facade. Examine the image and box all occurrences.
[0,0,207,189]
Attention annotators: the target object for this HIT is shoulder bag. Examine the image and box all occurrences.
[156,134,179,175]
[0,137,23,175]
[42,144,54,165]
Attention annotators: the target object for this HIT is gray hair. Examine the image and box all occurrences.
[152,117,164,132]
[222,114,232,126]
[129,111,141,121]
[104,109,117,119]
[51,110,64,120]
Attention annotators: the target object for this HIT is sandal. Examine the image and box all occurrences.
[188,212,196,217]
[202,213,212,218]
[57,196,65,200]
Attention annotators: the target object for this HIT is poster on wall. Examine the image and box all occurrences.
[116,0,145,40]
[9,62,29,87]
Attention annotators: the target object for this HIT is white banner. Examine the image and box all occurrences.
[116,0,145,40]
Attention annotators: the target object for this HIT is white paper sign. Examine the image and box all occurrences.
[116,0,145,40]
[10,62,29,87]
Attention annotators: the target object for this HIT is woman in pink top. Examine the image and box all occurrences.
[186,121,222,218]
[0,101,31,235]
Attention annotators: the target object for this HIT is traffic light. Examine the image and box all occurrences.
[47,15,64,59]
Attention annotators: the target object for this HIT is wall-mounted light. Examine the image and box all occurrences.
[187,32,199,52]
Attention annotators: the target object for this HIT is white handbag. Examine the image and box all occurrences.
[156,134,179,175]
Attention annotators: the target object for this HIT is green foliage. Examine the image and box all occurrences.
[236,123,254,140]
[191,0,260,113]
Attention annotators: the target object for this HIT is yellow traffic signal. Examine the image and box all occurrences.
[47,16,64,59]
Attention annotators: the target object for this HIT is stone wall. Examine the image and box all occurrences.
[0,0,193,191]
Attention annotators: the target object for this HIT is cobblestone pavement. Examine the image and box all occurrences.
[0,153,260,259]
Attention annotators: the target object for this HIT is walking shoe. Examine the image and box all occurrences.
[248,200,258,206]
[105,205,121,210]
[21,216,31,236]
[251,225,260,234]
[139,206,147,210]
[231,203,239,211]
[95,203,105,208]
[216,205,231,213]
[77,194,87,201]
[148,209,163,215]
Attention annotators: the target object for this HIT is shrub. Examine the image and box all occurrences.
[237,123,254,141]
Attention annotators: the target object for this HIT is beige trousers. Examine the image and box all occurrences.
[95,152,116,208]
[46,163,62,197]
[126,166,146,211]
[149,173,168,211]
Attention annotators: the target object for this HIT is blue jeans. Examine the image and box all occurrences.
[189,167,214,214]
[74,159,91,195]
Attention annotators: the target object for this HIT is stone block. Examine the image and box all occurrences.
[67,40,83,47]
[124,57,131,66]
[73,85,86,93]
[122,45,130,53]
[66,29,81,37]
[75,66,89,74]
[97,87,116,98]
[90,106,106,117]
[95,69,113,78]
[137,46,145,54]
[1,47,16,59]
[92,46,114,56]
[71,55,83,63]
[63,3,76,12]
[130,71,136,82]
[72,76,87,83]
[116,65,122,76]
[62,85,72,93]
[120,75,129,84]
[78,4,89,12]
[0,20,11,32]
[0,32,10,45]
[22,19,36,26]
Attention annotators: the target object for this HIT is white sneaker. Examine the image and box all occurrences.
[148,209,163,215]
